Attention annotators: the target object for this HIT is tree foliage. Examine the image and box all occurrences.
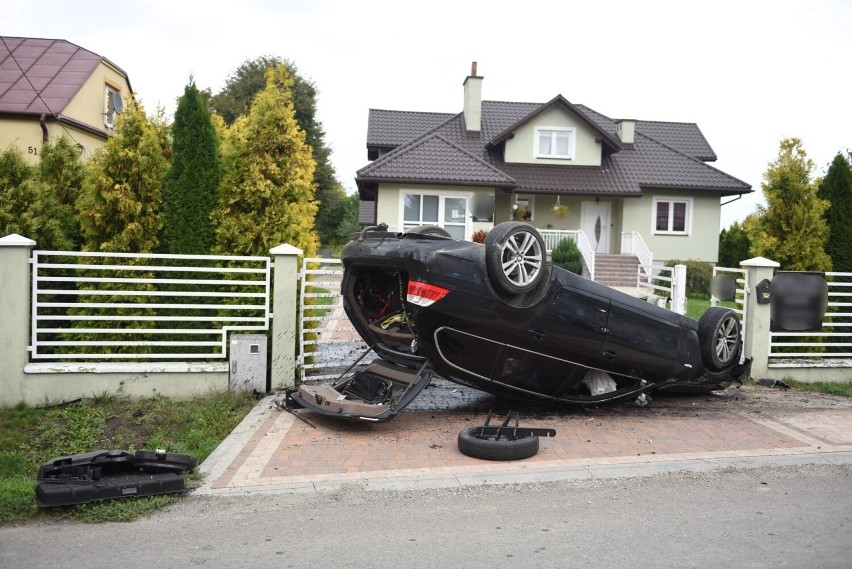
[38,136,86,248]
[161,81,221,254]
[551,237,583,275]
[744,138,831,271]
[209,57,349,248]
[718,219,752,268]
[0,146,74,249]
[76,97,168,253]
[213,65,318,257]
[817,152,852,272]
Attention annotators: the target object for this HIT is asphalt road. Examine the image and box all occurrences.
[2,464,850,569]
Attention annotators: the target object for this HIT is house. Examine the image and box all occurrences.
[0,36,132,164]
[356,63,752,285]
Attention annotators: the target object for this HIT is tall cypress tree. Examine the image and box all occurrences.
[213,65,319,258]
[161,81,221,254]
[817,153,852,272]
[744,138,831,271]
[209,57,348,248]
[76,97,167,253]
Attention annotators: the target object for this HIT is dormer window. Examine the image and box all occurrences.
[104,84,121,130]
[535,127,575,159]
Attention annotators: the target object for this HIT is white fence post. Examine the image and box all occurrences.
[270,243,303,390]
[0,234,37,406]
[740,256,779,379]
[671,264,687,315]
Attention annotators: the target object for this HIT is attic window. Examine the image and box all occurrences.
[535,127,575,159]
[104,85,121,130]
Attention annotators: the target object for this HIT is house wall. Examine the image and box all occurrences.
[0,60,128,165]
[63,60,131,134]
[503,106,603,166]
[494,192,586,229]
[377,183,497,238]
[0,118,107,165]
[621,191,721,263]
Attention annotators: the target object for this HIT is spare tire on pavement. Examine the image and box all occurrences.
[457,427,540,461]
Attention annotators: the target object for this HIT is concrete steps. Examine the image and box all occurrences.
[594,254,641,287]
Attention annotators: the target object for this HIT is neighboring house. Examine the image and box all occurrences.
[0,36,132,164]
[356,63,752,283]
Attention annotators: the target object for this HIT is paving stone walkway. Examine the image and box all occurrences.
[196,381,852,495]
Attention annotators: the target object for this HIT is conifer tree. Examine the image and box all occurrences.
[213,65,319,257]
[817,152,852,272]
[744,138,831,271]
[209,57,348,248]
[718,219,752,267]
[162,81,221,254]
[0,147,73,249]
[39,136,85,248]
[76,97,168,252]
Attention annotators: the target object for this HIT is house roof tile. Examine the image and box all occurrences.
[358,132,515,186]
[357,99,750,197]
[0,36,106,115]
[367,109,456,148]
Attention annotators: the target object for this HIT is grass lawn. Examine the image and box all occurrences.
[789,381,852,398]
[686,294,739,320]
[0,390,256,525]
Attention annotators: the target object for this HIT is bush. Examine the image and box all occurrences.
[665,259,713,296]
[552,238,583,275]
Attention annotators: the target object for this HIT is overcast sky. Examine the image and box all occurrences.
[7,0,851,229]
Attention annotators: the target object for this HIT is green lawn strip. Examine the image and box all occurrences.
[788,380,852,398]
[0,390,255,525]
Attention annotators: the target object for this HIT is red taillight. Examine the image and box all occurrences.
[407,280,450,307]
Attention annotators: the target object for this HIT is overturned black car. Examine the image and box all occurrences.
[292,222,751,422]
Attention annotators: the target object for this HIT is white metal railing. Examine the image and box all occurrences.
[29,250,271,360]
[621,231,653,277]
[638,264,673,300]
[298,258,369,383]
[770,271,852,358]
[539,229,595,280]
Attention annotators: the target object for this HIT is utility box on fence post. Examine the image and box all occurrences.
[229,335,267,393]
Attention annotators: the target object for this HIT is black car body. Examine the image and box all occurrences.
[292,223,750,422]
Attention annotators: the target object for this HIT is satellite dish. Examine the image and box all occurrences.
[470,193,495,221]
[112,91,124,114]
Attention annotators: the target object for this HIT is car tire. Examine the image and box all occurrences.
[134,450,198,474]
[457,427,540,461]
[698,307,741,371]
[408,225,452,238]
[484,222,546,295]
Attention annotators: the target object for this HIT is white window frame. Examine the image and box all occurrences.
[534,126,576,160]
[399,189,472,240]
[104,84,121,130]
[651,196,693,236]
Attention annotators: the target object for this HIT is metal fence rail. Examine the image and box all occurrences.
[297,258,369,383]
[770,271,852,358]
[29,250,271,360]
[712,266,748,363]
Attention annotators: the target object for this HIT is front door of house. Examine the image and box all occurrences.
[581,201,611,253]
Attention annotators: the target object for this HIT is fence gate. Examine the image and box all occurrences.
[297,258,370,383]
[711,265,748,364]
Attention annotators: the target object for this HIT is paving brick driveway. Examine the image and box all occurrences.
[197,380,852,495]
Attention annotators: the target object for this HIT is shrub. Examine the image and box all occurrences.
[552,238,583,275]
[665,259,713,296]
[471,230,488,243]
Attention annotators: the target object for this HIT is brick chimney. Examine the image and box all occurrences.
[463,61,482,133]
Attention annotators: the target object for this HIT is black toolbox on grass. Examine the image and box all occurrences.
[36,449,195,508]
